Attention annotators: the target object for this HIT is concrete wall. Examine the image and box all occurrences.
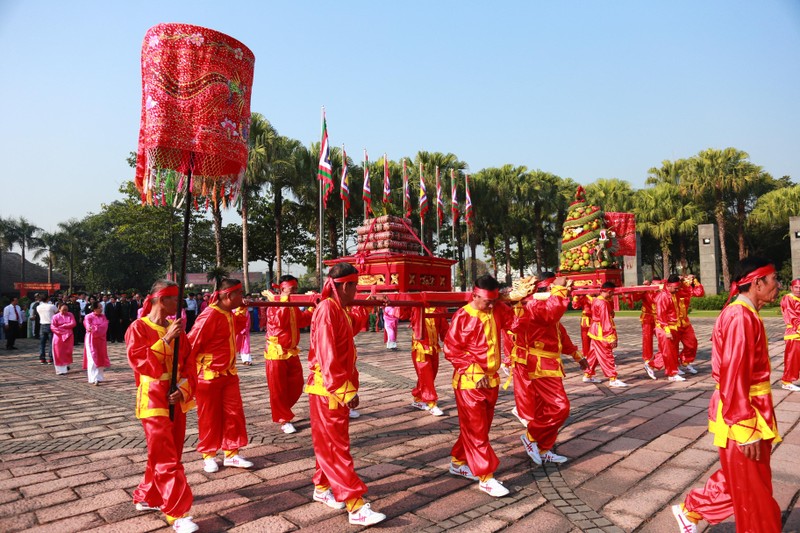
[791,217,800,281]
[698,223,720,295]
[623,233,642,286]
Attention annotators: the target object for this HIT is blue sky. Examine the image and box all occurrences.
[1,0,799,237]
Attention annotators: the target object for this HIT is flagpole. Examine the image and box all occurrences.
[317,106,324,290]
[451,169,456,289]
[419,162,424,255]
[342,143,347,256]
[364,149,368,221]
[435,165,440,255]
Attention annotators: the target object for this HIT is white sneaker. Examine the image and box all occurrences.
[608,379,628,388]
[386,341,397,350]
[478,477,510,497]
[223,454,253,468]
[643,362,656,380]
[671,504,698,533]
[683,364,698,375]
[313,488,346,509]
[135,502,160,512]
[520,434,542,465]
[668,375,687,382]
[280,422,297,434]
[411,400,430,411]
[203,457,219,473]
[676,367,686,376]
[172,516,199,533]
[782,383,800,392]
[349,409,360,419]
[582,376,602,383]
[511,406,529,426]
[429,406,445,417]
[449,462,478,480]
[348,503,386,526]
[541,450,568,464]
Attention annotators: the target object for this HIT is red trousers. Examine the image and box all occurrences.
[451,386,499,478]
[587,339,618,379]
[677,323,698,365]
[513,364,535,422]
[308,393,368,502]
[684,439,781,532]
[641,316,655,363]
[783,339,800,383]
[134,411,193,518]
[411,347,440,403]
[266,356,304,423]
[524,376,569,452]
[580,324,590,357]
[195,374,248,455]
[655,329,680,376]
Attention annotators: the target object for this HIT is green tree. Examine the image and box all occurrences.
[10,218,41,283]
[0,217,16,293]
[584,178,635,213]
[56,219,85,294]
[33,231,62,284]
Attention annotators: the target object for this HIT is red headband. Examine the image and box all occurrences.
[142,285,179,316]
[791,279,800,288]
[210,282,243,305]
[536,279,554,290]
[666,282,681,289]
[320,268,360,302]
[333,273,359,284]
[271,280,299,290]
[724,264,776,307]
[473,288,499,299]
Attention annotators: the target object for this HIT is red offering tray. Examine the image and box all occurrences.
[559,268,623,289]
[325,253,457,293]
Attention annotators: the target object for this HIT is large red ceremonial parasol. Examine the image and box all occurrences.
[135,23,255,418]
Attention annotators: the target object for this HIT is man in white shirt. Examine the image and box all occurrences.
[36,298,58,364]
[3,298,22,350]
[185,292,198,332]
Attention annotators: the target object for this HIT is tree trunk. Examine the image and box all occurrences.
[679,237,688,274]
[267,261,274,286]
[275,188,283,279]
[327,215,338,259]
[736,198,747,260]
[503,233,512,285]
[212,203,223,267]
[517,233,525,277]
[456,223,466,291]
[715,206,731,290]
[47,258,52,284]
[661,243,670,280]
[241,193,250,293]
[20,244,26,283]
[487,233,497,278]
[68,246,74,294]
[469,232,478,284]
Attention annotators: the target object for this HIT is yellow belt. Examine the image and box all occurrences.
[709,381,779,447]
[714,381,771,396]
[139,372,170,383]
[265,341,299,360]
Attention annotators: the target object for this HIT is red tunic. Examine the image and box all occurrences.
[676,282,704,365]
[264,297,313,423]
[654,289,681,375]
[571,294,593,356]
[125,317,195,518]
[628,289,657,364]
[410,307,448,404]
[781,293,800,383]
[683,297,781,531]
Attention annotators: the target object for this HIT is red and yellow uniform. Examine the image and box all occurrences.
[586,295,618,379]
[654,289,681,376]
[188,304,249,458]
[682,297,781,531]
[265,298,313,423]
[126,317,195,520]
[629,289,659,367]
[676,281,704,366]
[780,292,800,384]
[572,294,593,356]
[304,298,370,507]
[505,286,581,452]
[410,307,448,405]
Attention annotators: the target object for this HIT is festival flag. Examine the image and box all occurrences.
[362,149,372,217]
[318,110,333,207]
[436,166,444,224]
[450,169,459,224]
[403,158,411,218]
[465,174,474,228]
[382,154,391,204]
[419,162,429,219]
[340,145,350,215]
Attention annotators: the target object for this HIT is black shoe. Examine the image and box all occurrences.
[11,346,18,350]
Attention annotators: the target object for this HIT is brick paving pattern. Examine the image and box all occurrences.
[0,315,798,532]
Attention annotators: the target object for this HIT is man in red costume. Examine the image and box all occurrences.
[505,274,588,465]
[627,280,661,377]
[675,274,705,375]
[651,274,686,382]
[779,279,800,391]
[188,278,253,474]
[304,263,386,526]
[585,282,627,387]
[571,293,592,356]
[265,275,314,433]
[126,280,198,533]
[409,306,448,416]
[672,257,781,533]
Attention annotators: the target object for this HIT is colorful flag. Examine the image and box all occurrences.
[465,174,473,228]
[436,166,444,225]
[382,154,390,204]
[362,149,372,217]
[450,169,459,224]
[318,110,333,207]
[419,162,429,219]
[340,145,349,215]
[403,158,411,218]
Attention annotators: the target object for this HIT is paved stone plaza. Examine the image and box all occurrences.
[0,315,798,532]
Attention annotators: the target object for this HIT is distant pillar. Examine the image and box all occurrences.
[623,233,642,286]
[790,217,800,280]
[698,224,720,296]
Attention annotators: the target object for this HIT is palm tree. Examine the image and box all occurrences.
[749,184,800,229]
[12,217,42,283]
[33,231,62,284]
[684,147,750,290]
[494,165,529,283]
[584,178,635,213]
[0,217,17,293]
[57,219,85,294]
[206,266,230,292]
[730,161,774,258]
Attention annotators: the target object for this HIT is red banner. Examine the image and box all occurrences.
[14,283,61,290]
[604,212,636,256]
